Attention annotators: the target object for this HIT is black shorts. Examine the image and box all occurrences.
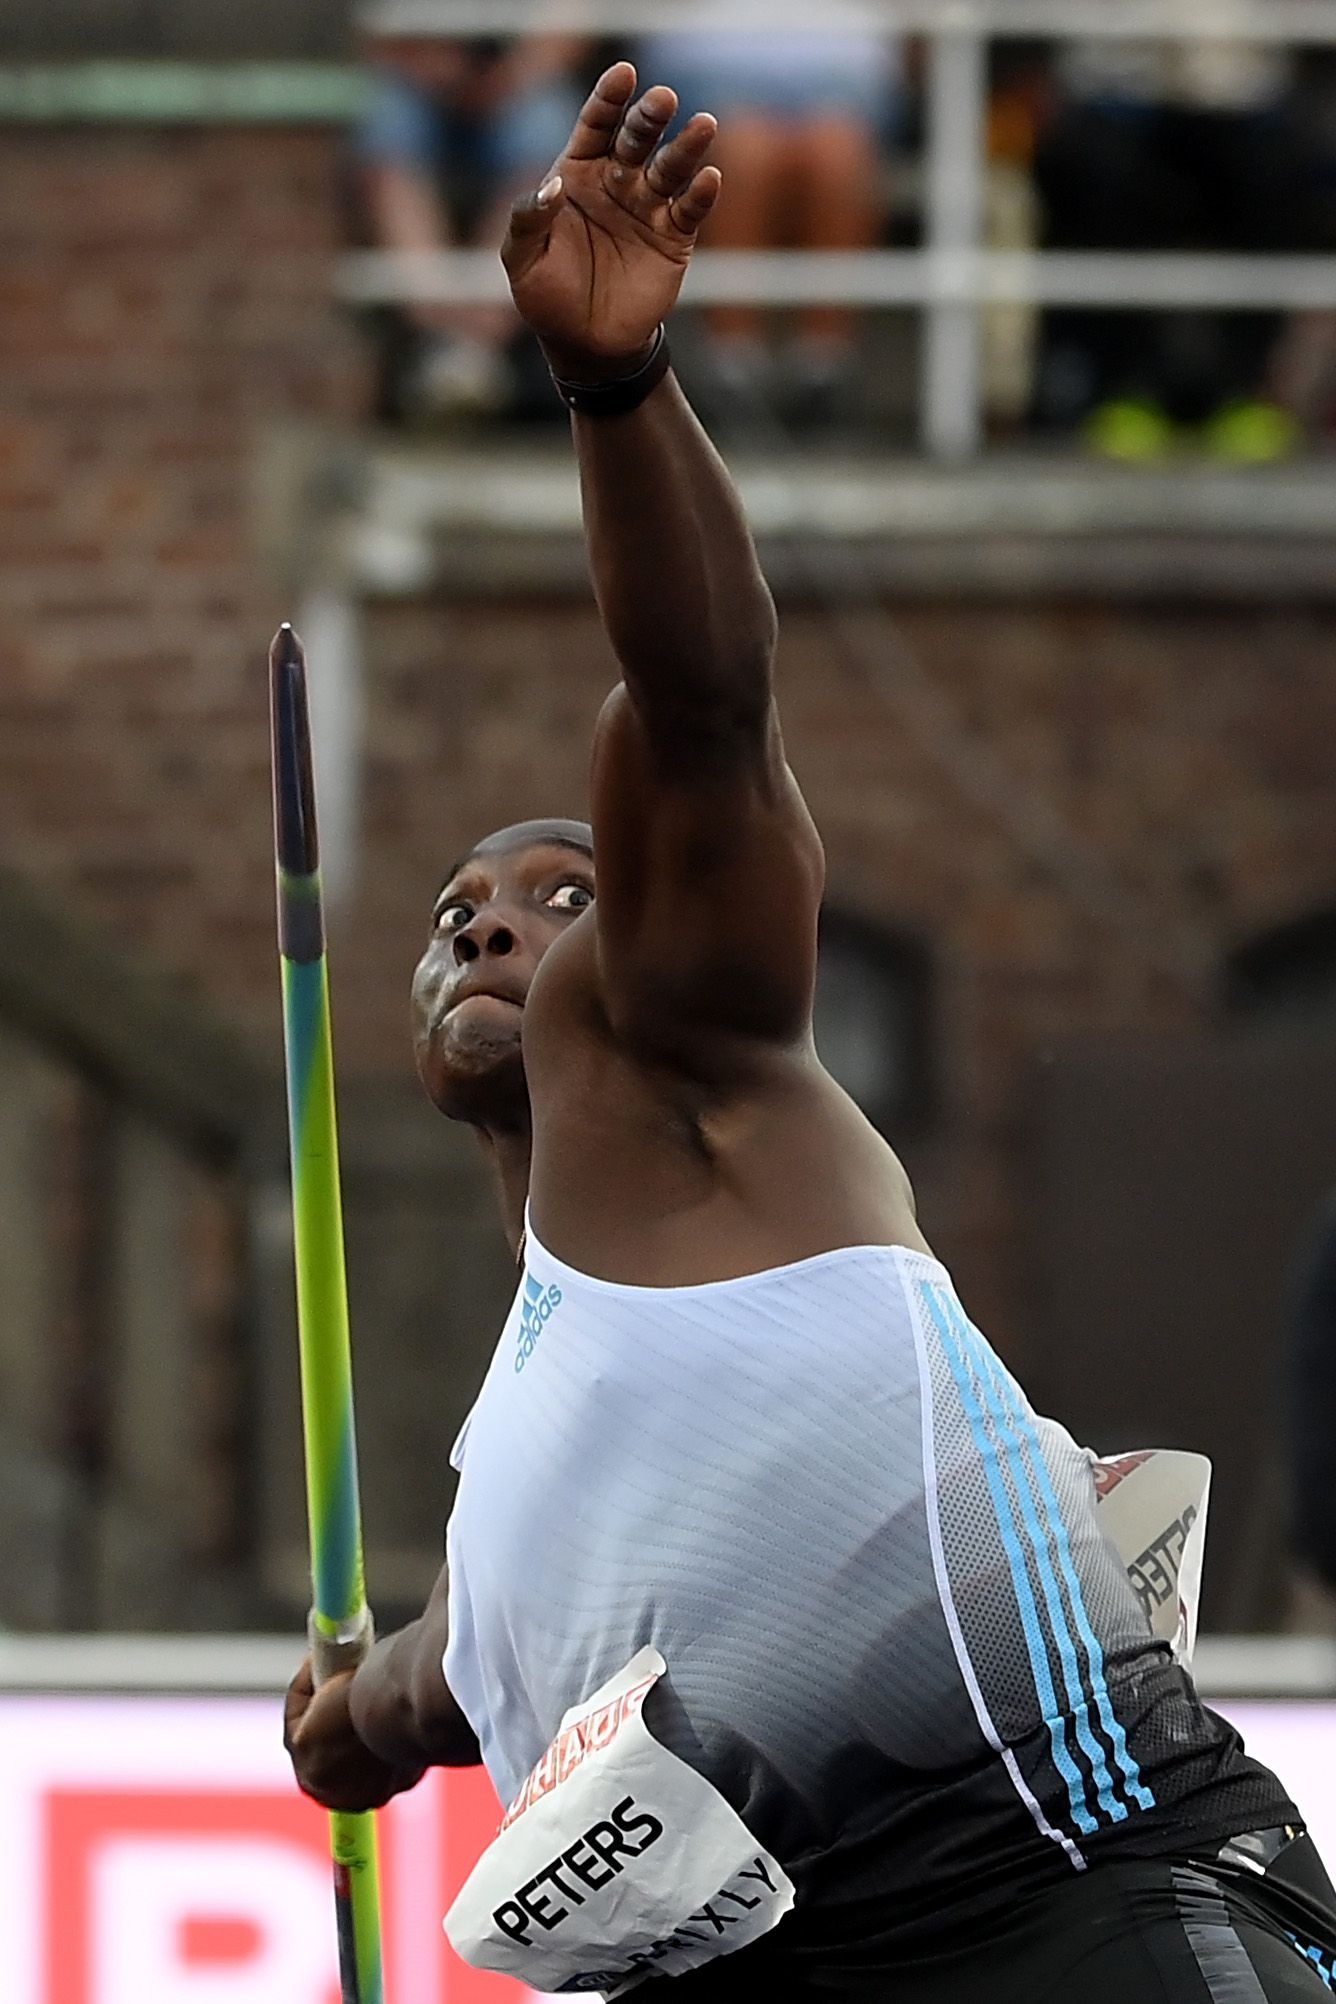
[640,1831,1336,2001]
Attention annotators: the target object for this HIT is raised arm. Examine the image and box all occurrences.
[502,64,824,1060]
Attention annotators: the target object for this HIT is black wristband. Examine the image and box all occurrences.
[549,327,671,418]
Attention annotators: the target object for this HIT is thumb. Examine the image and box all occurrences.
[282,1654,315,1751]
[502,175,565,279]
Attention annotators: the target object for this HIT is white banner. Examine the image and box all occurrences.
[0,1689,1330,2002]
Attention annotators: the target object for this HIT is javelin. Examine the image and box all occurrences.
[270,622,386,2004]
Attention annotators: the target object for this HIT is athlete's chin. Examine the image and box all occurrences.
[421,1019,527,1123]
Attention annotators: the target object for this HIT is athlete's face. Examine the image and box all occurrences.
[412,820,595,1125]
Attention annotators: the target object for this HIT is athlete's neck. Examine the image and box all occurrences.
[475,1123,532,1263]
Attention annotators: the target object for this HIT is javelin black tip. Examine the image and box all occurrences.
[270,620,302,669]
[269,622,319,877]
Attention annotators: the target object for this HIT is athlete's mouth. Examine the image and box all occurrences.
[441,979,527,1018]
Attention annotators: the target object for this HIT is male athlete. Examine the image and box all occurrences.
[286,62,1336,2000]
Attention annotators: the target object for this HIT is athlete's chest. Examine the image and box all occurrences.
[451,1251,929,1599]
[519,912,925,1282]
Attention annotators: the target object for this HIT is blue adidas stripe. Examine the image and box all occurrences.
[1289,1933,1336,1991]
[961,1318,1155,1817]
[952,1311,1130,1823]
[924,1284,1100,1839]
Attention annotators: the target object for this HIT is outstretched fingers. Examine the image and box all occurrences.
[613,86,679,168]
[646,112,718,201]
[670,165,723,238]
[567,61,638,161]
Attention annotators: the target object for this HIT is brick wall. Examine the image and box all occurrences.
[343,595,1336,1363]
[0,123,363,1083]
[0,0,346,60]
[3,125,1336,1384]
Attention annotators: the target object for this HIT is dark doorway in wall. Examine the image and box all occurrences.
[814,908,932,1138]
[1222,907,1336,1023]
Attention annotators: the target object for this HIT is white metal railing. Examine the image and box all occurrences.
[340,249,1336,314]
[358,2,1336,39]
[345,1,1336,458]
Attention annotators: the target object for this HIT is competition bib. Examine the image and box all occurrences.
[444,1647,794,1996]
[1093,1447,1211,1666]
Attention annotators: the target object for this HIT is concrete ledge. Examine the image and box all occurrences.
[0,1634,305,1692]
[359,446,1336,541]
[0,1632,1331,1696]
[266,430,1336,603]
[0,2,348,64]
[1194,1634,1336,1698]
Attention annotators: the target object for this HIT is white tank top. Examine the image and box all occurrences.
[443,1219,1283,1952]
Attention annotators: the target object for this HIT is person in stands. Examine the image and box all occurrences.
[1035,34,1327,460]
[639,9,904,422]
[356,23,589,418]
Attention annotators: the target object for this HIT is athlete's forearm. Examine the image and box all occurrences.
[347,1576,480,1768]
[556,361,778,738]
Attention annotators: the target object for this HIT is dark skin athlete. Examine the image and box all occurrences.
[285,60,928,1814]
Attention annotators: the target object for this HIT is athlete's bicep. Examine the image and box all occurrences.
[588,685,825,1058]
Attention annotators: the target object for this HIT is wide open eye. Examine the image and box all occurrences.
[546,883,593,913]
[434,901,473,932]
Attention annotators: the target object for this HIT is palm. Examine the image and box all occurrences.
[519,156,694,358]
[503,65,722,364]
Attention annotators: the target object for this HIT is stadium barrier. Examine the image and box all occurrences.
[0,1632,1333,2002]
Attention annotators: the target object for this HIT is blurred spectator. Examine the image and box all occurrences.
[1034,34,1330,459]
[641,12,904,423]
[356,30,588,420]
[983,45,1051,434]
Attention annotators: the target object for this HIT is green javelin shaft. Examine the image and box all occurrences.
[269,623,386,2004]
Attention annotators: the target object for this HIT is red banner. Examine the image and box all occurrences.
[0,1696,540,2004]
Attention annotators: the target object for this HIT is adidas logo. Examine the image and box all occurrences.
[515,1271,562,1373]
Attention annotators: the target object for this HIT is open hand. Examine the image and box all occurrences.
[502,61,722,372]
[283,1656,424,1813]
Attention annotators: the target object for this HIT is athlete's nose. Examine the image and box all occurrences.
[452,918,517,966]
